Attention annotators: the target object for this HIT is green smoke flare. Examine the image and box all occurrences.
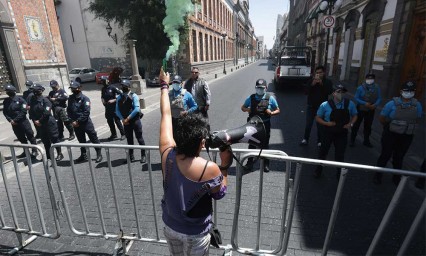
[163,0,194,60]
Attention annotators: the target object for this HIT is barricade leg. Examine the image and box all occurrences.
[7,233,38,255]
[113,230,135,256]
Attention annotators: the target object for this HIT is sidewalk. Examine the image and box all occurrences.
[336,79,425,171]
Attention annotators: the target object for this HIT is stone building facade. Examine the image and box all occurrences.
[0,0,68,93]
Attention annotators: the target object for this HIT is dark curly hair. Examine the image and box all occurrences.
[174,114,209,157]
[109,67,123,84]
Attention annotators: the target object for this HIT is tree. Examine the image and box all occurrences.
[88,0,170,62]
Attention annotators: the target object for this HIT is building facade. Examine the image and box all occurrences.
[0,0,68,93]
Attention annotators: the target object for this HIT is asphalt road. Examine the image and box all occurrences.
[0,60,425,255]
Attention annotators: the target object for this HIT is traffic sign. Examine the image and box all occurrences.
[323,15,336,28]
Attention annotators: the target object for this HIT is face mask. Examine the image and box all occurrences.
[172,83,181,91]
[365,79,374,85]
[34,91,43,96]
[71,89,79,94]
[122,87,130,93]
[6,92,16,97]
[401,91,414,99]
[335,92,343,101]
[256,88,265,96]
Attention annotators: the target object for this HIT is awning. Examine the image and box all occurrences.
[304,2,327,24]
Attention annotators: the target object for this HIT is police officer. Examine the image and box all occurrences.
[48,80,75,141]
[3,84,38,158]
[241,79,280,172]
[115,80,147,163]
[184,67,211,118]
[350,73,382,147]
[67,81,103,163]
[169,75,198,120]
[374,81,423,185]
[22,80,34,102]
[28,84,63,161]
[100,76,125,141]
[314,84,358,178]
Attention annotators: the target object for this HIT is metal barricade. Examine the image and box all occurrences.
[0,143,61,254]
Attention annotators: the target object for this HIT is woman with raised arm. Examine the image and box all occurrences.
[159,67,232,255]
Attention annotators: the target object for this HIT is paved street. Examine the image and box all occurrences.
[1,60,425,255]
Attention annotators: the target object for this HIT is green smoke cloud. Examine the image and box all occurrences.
[163,0,194,60]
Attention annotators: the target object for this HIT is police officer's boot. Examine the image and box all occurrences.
[55,148,64,161]
[68,129,75,141]
[75,153,88,163]
[95,148,103,163]
[244,158,254,172]
[140,150,146,164]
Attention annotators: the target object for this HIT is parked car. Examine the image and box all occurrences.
[119,69,133,80]
[69,68,98,83]
[146,68,174,87]
[95,67,114,84]
[273,46,312,88]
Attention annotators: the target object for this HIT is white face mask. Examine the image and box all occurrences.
[401,91,415,99]
[365,79,374,85]
[256,88,265,96]
[172,83,181,91]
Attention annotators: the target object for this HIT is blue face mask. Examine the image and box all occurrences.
[172,83,181,91]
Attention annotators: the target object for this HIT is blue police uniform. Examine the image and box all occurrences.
[351,82,382,146]
[315,97,357,177]
[116,91,146,162]
[375,95,423,184]
[242,91,280,170]
[28,85,62,160]
[48,82,74,140]
[101,83,124,139]
[67,82,102,162]
[3,85,37,157]
[169,88,198,118]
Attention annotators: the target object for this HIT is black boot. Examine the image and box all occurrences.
[140,151,146,163]
[244,158,254,171]
[16,152,27,158]
[55,148,64,161]
[124,154,135,164]
[75,153,88,163]
[69,132,75,141]
[95,149,103,163]
[108,134,117,141]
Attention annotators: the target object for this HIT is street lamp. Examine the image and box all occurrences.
[319,0,336,72]
[106,22,118,44]
[221,31,227,74]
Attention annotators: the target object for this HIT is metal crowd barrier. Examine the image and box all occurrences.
[1,142,425,255]
[0,143,61,254]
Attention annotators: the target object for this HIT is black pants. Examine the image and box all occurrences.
[106,113,124,136]
[303,105,322,142]
[124,118,146,156]
[377,128,413,169]
[351,107,375,143]
[54,107,73,139]
[12,119,36,145]
[316,129,348,172]
[74,119,100,154]
[247,120,271,167]
[39,116,61,158]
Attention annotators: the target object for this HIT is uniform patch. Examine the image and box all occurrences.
[45,106,51,111]
[85,101,90,106]
[22,104,27,109]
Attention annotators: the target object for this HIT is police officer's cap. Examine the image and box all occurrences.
[69,81,81,89]
[365,73,375,79]
[172,75,183,83]
[401,81,416,91]
[255,79,267,88]
[333,84,347,93]
[49,80,59,87]
[120,79,131,88]
[25,80,33,87]
[33,84,45,92]
[5,84,17,92]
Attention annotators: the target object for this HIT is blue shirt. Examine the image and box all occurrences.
[243,93,279,122]
[170,88,198,113]
[115,92,140,120]
[380,97,423,119]
[354,83,382,106]
[317,99,358,122]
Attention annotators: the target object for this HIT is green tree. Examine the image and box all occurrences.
[88,0,170,62]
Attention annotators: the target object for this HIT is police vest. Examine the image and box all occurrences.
[249,93,271,118]
[328,98,350,133]
[118,93,137,121]
[359,84,379,111]
[169,89,186,118]
[389,97,418,135]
